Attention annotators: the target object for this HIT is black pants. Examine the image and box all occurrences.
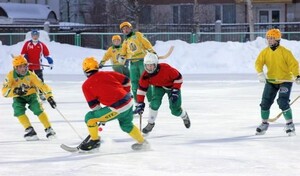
[260,82,292,111]
[30,69,44,82]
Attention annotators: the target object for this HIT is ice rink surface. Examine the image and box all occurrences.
[1,74,300,176]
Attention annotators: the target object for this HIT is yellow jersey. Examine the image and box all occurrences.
[120,32,155,61]
[255,45,299,83]
[2,70,53,98]
[101,46,123,65]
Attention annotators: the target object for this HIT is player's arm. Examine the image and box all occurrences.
[41,43,53,66]
[31,73,53,98]
[111,71,131,92]
[100,48,112,67]
[136,32,155,53]
[2,73,14,98]
[286,50,300,77]
[136,74,149,103]
[82,84,101,110]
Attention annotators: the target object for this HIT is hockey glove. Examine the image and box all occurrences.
[133,103,145,115]
[47,96,57,109]
[117,55,125,64]
[13,86,28,96]
[46,57,53,70]
[257,72,266,83]
[169,89,180,103]
[296,75,300,85]
[49,64,53,70]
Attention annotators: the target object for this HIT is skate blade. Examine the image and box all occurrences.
[142,133,150,137]
[255,131,266,135]
[78,148,99,153]
[47,135,57,140]
[287,132,296,136]
[25,135,39,141]
[131,141,151,151]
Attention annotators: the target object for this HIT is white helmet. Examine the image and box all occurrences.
[144,52,158,73]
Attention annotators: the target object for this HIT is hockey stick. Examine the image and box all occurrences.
[28,63,52,67]
[158,46,174,59]
[60,123,103,152]
[10,54,52,68]
[60,135,90,153]
[268,95,300,122]
[102,64,124,67]
[267,79,295,83]
[125,46,175,61]
[139,114,142,132]
[55,107,83,140]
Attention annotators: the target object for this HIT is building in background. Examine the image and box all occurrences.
[0,2,58,24]
[1,0,300,25]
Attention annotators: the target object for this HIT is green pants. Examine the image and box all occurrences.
[130,60,152,102]
[112,65,130,78]
[150,86,183,116]
[85,106,135,133]
[13,93,44,117]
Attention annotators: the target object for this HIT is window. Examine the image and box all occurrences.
[259,11,269,23]
[272,11,280,22]
[173,6,179,24]
[215,4,236,23]
[215,5,221,21]
[180,5,193,24]
[259,10,280,23]
[173,5,193,24]
[139,5,151,24]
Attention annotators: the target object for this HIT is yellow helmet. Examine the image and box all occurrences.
[120,22,132,30]
[13,55,28,67]
[82,57,99,73]
[266,28,281,40]
[112,35,121,41]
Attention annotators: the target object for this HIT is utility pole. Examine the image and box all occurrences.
[246,0,255,41]
[66,0,70,22]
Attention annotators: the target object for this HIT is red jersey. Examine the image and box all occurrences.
[21,40,50,70]
[137,63,183,103]
[82,71,132,111]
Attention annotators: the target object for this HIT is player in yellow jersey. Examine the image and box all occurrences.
[119,21,155,105]
[2,55,57,140]
[255,28,300,136]
[99,35,130,77]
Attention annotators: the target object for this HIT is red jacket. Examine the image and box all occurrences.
[21,40,50,70]
[137,63,183,103]
[82,71,131,110]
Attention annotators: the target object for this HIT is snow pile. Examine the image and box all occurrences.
[1,30,300,74]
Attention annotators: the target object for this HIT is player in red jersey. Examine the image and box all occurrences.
[79,57,149,152]
[134,52,191,134]
[21,30,53,101]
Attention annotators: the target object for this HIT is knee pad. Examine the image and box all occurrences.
[260,100,272,111]
[277,98,290,110]
[119,121,133,133]
[171,108,182,117]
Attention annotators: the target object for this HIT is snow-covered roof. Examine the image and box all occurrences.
[0,3,58,24]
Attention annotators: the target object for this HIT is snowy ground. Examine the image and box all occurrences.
[1,74,300,176]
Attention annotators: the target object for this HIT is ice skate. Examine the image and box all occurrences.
[285,122,296,136]
[255,122,269,135]
[45,127,56,139]
[142,123,155,134]
[24,126,39,141]
[79,139,100,152]
[182,113,191,128]
[131,140,150,151]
